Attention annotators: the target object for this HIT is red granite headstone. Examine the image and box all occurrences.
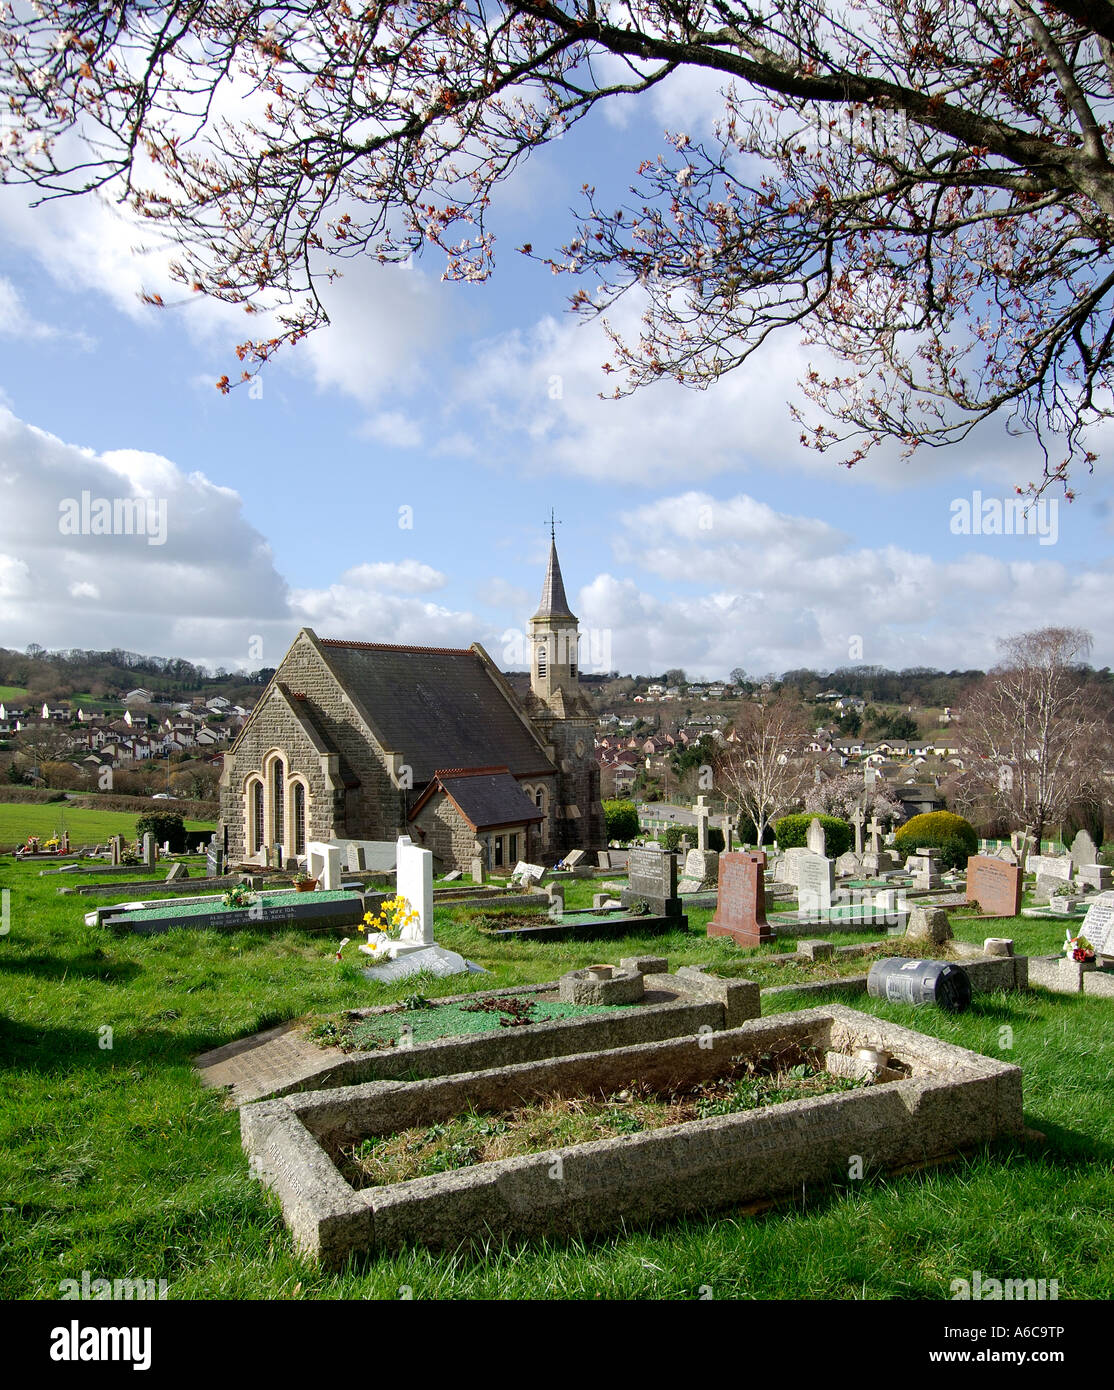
[707,851,775,947]
[965,855,1022,917]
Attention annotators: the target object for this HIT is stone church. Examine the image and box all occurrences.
[218,538,602,872]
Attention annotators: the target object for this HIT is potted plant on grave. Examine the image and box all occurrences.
[290,870,318,893]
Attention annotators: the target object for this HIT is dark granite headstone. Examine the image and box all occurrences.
[965,855,1022,917]
[206,840,224,879]
[621,845,680,917]
[707,851,775,946]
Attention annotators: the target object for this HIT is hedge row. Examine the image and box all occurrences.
[0,787,219,820]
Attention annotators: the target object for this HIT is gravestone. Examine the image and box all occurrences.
[806,818,826,856]
[722,816,735,852]
[142,832,157,867]
[835,851,861,878]
[1028,853,1071,882]
[912,848,943,890]
[707,851,774,947]
[396,836,434,947]
[1070,829,1099,873]
[162,840,170,855]
[797,851,834,914]
[345,844,367,871]
[306,841,342,891]
[60,830,70,853]
[904,904,953,947]
[205,838,224,879]
[563,848,586,867]
[680,846,719,893]
[621,845,681,917]
[1080,893,1114,960]
[597,851,612,870]
[861,816,883,874]
[470,857,486,884]
[694,795,711,852]
[996,844,1019,865]
[442,869,462,882]
[1078,863,1112,891]
[543,881,565,914]
[852,806,865,856]
[965,855,1022,917]
[512,860,546,885]
[110,836,123,867]
[164,862,189,884]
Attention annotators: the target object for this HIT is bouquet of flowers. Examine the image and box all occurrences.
[1064,929,1096,963]
[335,895,419,962]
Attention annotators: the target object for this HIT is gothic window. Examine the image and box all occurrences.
[272,759,285,847]
[292,781,307,856]
[250,780,263,855]
[535,786,544,810]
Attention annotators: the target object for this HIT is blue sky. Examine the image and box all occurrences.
[1,62,1112,679]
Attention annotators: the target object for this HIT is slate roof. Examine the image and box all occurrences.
[413,766,545,831]
[314,639,552,784]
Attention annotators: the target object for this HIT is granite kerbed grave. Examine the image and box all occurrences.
[478,908,678,941]
[241,1003,1024,1265]
[89,888,366,934]
[220,961,756,1100]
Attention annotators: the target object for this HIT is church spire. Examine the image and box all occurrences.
[533,509,576,621]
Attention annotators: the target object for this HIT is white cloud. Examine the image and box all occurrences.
[358,410,424,448]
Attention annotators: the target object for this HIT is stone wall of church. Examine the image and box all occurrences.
[219,635,405,861]
[538,716,604,859]
[410,795,478,872]
[219,687,340,863]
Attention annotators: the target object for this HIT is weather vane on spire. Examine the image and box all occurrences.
[548,507,562,542]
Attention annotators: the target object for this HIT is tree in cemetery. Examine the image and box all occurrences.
[804,768,902,825]
[5,3,1114,489]
[959,626,1112,848]
[714,699,812,846]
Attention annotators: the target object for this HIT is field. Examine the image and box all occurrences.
[0,685,30,701]
[1,861,1111,1301]
[0,803,215,848]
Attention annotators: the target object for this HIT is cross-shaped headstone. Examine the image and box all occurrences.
[868,816,882,854]
[852,805,865,856]
[694,796,710,852]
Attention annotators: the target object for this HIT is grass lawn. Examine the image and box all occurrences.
[1,855,1111,1301]
[0,803,214,849]
[0,685,29,701]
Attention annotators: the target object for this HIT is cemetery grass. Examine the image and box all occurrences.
[1,859,1111,1301]
[0,804,215,848]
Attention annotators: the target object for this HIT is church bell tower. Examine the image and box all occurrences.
[529,523,580,710]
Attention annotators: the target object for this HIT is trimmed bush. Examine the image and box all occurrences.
[602,799,640,844]
[893,811,977,871]
[661,826,684,853]
[773,813,853,858]
[134,812,189,853]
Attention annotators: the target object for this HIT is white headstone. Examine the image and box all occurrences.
[307,841,343,891]
[1080,891,1114,958]
[806,818,826,856]
[797,851,834,913]
[396,836,434,946]
[1069,829,1099,872]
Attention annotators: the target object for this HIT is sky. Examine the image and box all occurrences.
[1,60,1112,682]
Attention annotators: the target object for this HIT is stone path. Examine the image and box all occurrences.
[195,1022,345,1107]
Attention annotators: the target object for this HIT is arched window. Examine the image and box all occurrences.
[272,759,285,848]
[292,781,307,856]
[535,786,544,810]
[250,780,264,856]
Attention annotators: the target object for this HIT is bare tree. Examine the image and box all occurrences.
[714,699,811,845]
[960,626,1111,847]
[3,4,1114,487]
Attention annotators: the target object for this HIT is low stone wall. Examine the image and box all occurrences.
[479,911,680,941]
[241,1004,1024,1266]
[760,952,1029,1002]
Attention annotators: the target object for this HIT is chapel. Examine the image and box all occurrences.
[217,537,602,871]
